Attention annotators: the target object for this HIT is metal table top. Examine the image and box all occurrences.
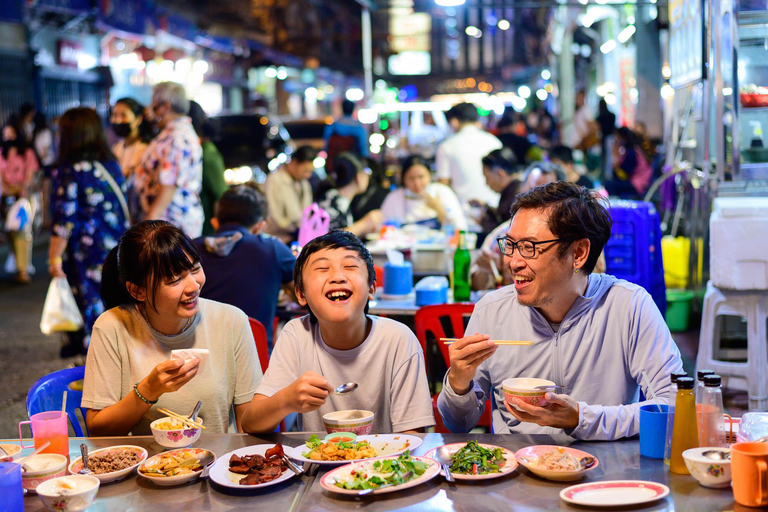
[14,433,738,512]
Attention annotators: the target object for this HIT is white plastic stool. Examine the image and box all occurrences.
[696,281,768,411]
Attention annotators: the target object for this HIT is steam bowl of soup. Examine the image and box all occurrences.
[323,410,375,435]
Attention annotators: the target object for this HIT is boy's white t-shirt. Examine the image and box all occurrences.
[256,315,435,433]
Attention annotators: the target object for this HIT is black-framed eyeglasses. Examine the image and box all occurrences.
[496,237,570,258]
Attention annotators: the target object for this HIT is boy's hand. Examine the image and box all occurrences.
[288,371,334,413]
[446,334,496,396]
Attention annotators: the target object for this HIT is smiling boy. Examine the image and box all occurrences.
[241,230,434,434]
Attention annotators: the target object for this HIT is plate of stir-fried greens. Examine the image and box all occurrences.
[425,441,518,481]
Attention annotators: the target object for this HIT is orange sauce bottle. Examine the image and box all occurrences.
[669,377,699,474]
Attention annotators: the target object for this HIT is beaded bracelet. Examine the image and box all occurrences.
[133,383,158,405]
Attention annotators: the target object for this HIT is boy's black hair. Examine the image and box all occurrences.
[293,230,376,323]
[549,145,574,165]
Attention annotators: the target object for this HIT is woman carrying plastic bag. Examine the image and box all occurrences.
[40,277,84,334]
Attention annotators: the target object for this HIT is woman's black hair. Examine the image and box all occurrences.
[114,97,154,143]
[101,220,202,312]
[316,152,364,201]
[615,126,637,149]
[400,155,432,183]
[2,115,29,159]
[482,147,519,175]
[293,229,375,324]
[57,107,115,166]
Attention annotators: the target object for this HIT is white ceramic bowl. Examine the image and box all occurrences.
[150,417,204,449]
[0,443,22,463]
[502,378,555,408]
[36,475,100,512]
[21,453,68,493]
[322,410,375,435]
[68,445,148,484]
[683,447,732,488]
[138,448,216,487]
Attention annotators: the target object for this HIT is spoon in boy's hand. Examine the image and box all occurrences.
[334,382,358,395]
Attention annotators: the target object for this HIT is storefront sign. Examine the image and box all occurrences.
[669,0,705,87]
[98,0,153,36]
[56,39,83,68]
[388,51,431,75]
[389,12,431,53]
[27,0,91,14]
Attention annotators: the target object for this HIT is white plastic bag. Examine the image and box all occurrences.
[40,277,84,334]
[5,197,31,232]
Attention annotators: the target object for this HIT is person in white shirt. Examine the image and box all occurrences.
[436,103,503,207]
[380,155,466,230]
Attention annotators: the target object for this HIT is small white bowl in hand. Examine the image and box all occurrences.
[150,417,204,449]
[36,475,100,512]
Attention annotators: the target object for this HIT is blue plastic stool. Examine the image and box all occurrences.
[26,366,87,437]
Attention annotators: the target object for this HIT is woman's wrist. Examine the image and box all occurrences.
[137,378,161,403]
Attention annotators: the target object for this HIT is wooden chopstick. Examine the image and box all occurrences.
[157,407,207,430]
[440,338,534,346]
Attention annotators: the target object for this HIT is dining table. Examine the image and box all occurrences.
[12,432,740,512]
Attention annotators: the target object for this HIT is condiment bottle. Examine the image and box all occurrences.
[664,371,688,465]
[698,374,726,447]
[669,377,699,474]
[453,230,471,302]
[695,369,714,404]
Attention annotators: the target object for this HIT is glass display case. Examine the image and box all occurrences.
[713,0,768,181]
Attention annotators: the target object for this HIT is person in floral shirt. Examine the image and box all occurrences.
[135,82,204,237]
[49,108,129,357]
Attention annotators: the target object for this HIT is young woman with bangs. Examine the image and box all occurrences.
[82,220,263,436]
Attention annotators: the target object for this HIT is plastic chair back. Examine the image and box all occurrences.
[297,203,330,248]
[249,317,270,374]
[26,366,87,437]
[415,303,476,369]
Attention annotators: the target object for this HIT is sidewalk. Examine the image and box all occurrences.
[0,235,84,439]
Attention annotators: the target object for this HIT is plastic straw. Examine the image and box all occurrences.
[61,390,67,417]
[641,370,663,413]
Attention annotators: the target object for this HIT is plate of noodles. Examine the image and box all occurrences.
[286,434,422,467]
[514,445,599,482]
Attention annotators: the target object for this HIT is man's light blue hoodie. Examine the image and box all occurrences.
[437,272,684,440]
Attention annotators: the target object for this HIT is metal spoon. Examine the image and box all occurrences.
[358,471,413,496]
[702,450,731,461]
[334,382,358,395]
[79,444,93,475]
[188,401,203,422]
[580,456,598,469]
[433,446,455,483]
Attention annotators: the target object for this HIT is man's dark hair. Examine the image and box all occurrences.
[446,102,479,124]
[216,184,266,227]
[293,230,375,323]
[509,181,612,275]
[482,147,519,175]
[342,99,355,116]
[292,145,318,164]
[549,145,574,165]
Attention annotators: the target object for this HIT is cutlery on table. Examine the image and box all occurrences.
[78,444,93,475]
[432,447,455,483]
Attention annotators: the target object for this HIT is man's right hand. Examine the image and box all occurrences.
[287,371,334,413]
[142,357,201,402]
[447,333,497,395]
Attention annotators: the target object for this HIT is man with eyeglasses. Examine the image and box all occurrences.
[437,181,683,440]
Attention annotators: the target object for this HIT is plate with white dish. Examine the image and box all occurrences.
[286,434,422,467]
[560,480,670,507]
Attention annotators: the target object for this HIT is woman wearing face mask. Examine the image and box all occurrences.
[380,155,467,230]
[84,220,263,436]
[110,98,150,180]
[0,117,39,283]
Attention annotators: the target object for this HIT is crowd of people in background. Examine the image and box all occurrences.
[0,87,661,360]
